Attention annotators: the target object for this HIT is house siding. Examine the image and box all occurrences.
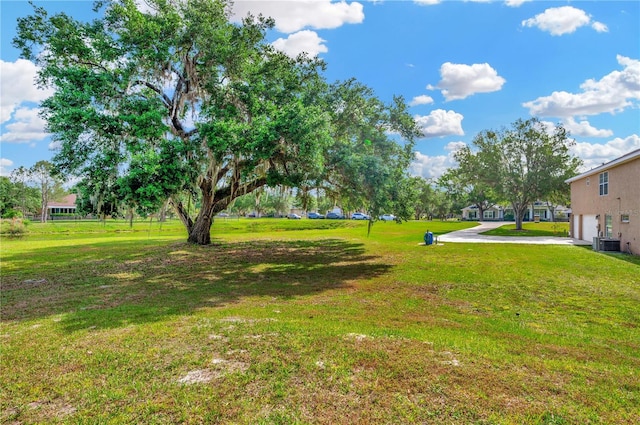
[568,152,639,254]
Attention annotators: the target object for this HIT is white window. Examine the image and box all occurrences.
[483,210,494,219]
[599,172,608,196]
[605,215,613,238]
[621,214,630,223]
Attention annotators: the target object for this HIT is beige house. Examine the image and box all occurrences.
[46,194,77,218]
[566,149,639,254]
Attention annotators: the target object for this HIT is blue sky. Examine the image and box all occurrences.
[1,0,639,179]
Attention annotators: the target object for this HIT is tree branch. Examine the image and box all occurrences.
[132,80,172,108]
[169,196,193,231]
[211,176,268,215]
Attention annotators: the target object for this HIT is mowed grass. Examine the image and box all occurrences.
[1,219,639,424]
[482,222,570,237]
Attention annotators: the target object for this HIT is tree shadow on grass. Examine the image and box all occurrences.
[1,238,392,332]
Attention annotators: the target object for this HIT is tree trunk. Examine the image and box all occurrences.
[547,204,556,222]
[188,214,213,245]
[187,188,215,245]
[514,205,526,230]
[159,201,167,222]
[41,190,46,222]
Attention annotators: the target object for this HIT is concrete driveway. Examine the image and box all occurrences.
[437,221,592,245]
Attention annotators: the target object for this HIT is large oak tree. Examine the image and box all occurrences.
[15,0,417,244]
[15,0,332,244]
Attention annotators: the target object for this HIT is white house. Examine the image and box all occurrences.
[462,201,570,222]
[461,204,504,221]
[503,201,570,222]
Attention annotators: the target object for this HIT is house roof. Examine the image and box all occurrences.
[565,148,640,184]
[462,205,504,211]
[47,194,77,208]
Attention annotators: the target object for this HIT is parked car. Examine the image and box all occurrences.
[379,214,396,221]
[326,212,344,219]
[307,212,325,219]
[351,212,370,220]
[287,213,301,219]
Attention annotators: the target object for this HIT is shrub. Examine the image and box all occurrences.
[2,209,23,219]
[4,218,27,238]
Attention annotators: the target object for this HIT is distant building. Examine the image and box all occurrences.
[46,194,77,216]
[503,201,570,222]
[461,205,504,221]
[565,149,639,254]
[461,202,569,222]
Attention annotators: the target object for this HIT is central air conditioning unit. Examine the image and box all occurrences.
[599,239,621,252]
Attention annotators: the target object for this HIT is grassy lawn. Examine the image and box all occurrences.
[481,222,570,237]
[1,219,639,424]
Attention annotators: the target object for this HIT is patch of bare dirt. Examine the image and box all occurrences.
[177,369,217,384]
[10,399,78,422]
[177,358,249,385]
[345,333,371,341]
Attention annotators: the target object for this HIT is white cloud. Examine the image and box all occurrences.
[414,0,441,5]
[409,141,464,179]
[232,1,364,33]
[415,109,464,138]
[523,55,640,118]
[591,21,609,33]
[410,152,450,179]
[0,158,14,177]
[540,118,613,138]
[0,107,49,144]
[272,30,328,58]
[409,95,434,107]
[571,134,640,171]
[444,141,466,153]
[429,62,505,101]
[561,118,613,138]
[505,0,531,7]
[522,6,605,36]
[1,59,53,125]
